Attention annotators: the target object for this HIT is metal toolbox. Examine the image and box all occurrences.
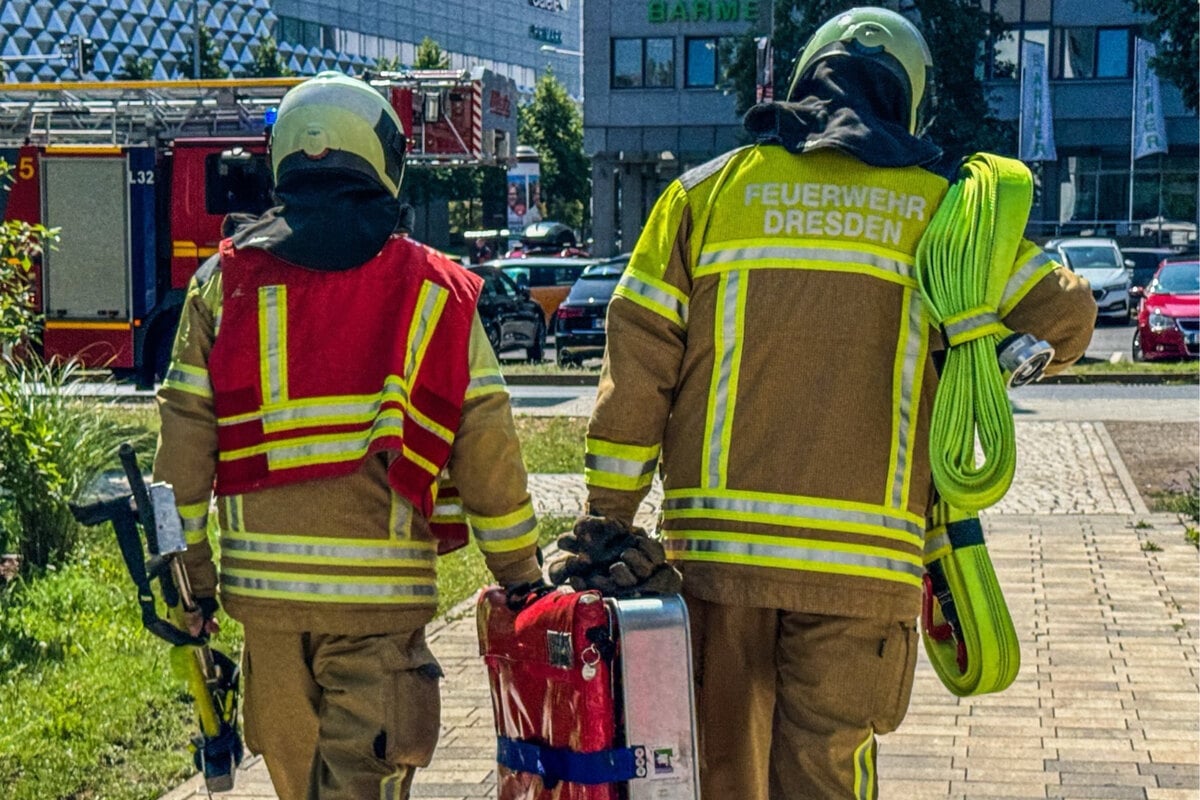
[477,587,700,800]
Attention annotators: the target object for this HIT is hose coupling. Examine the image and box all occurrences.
[996,333,1054,388]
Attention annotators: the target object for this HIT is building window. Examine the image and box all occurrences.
[990,27,1049,79]
[685,37,735,88]
[611,37,675,89]
[1056,27,1132,79]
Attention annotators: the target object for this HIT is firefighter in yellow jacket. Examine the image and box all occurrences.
[153,72,542,800]
[578,8,1096,799]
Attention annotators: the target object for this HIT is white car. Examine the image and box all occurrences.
[1047,237,1133,322]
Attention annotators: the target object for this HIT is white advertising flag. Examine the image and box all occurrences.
[1133,38,1168,159]
[1019,40,1056,162]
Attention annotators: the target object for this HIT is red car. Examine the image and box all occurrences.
[1131,259,1200,361]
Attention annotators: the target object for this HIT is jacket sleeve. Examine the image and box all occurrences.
[447,313,542,586]
[999,240,1097,374]
[585,181,693,525]
[151,259,222,598]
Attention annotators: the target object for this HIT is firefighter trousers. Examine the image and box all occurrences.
[685,594,919,799]
[241,624,443,800]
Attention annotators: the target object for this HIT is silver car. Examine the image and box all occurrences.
[1047,237,1133,322]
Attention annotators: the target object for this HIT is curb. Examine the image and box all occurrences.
[500,371,1198,387]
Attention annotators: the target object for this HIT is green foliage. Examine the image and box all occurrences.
[1140,539,1163,551]
[1125,0,1198,112]
[0,543,205,800]
[117,55,156,80]
[375,55,404,72]
[0,358,154,568]
[0,161,56,351]
[518,69,589,230]
[1185,526,1198,549]
[415,37,450,70]
[177,26,230,79]
[246,34,293,78]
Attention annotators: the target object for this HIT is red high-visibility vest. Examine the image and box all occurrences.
[208,235,480,517]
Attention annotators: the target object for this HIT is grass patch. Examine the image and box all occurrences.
[1064,359,1200,377]
[1185,527,1198,549]
[514,416,588,473]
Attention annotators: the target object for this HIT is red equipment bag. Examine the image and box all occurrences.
[477,586,700,800]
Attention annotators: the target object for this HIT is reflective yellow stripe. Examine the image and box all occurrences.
[259,285,288,405]
[696,240,916,287]
[43,320,132,331]
[886,289,928,510]
[178,501,210,545]
[163,362,212,398]
[220,566,436,604]
[471,502,539,553]
[465,369,506,400]
[663,490,923,543]
[405,281,449,383]
[853,730,876,800]
[224,495,244,532]
[942,307,1008,347]
[584,438,660,491]
[704,270,745,489]
[999,248,1056,316]
[613,270,689,328]
[663,530,924,585]
[221,530,435,567]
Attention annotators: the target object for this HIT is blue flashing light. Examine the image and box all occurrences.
[264,107,278,127]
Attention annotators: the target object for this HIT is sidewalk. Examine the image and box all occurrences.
[162,420,1200,800]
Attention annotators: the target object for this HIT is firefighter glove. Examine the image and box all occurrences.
[505,578,551,612]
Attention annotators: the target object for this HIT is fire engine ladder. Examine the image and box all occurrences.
[0,78,302,147]
[366,68,477,163]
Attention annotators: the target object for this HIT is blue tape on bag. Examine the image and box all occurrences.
[496,736,647,788]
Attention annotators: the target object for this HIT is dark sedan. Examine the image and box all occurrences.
[467,265,547,361]
[554,256,629,366]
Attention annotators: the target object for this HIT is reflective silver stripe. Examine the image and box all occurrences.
[1000,251,1055,312]
[164,366,211,396]
[222,571,436,598]
[266,416,406,466]
[664,495,923,537]
[706,270,742,488]
[584,453,657,479]
[664,536,925,579]
[181,515,208,532]
[225,495,243,532]
[466,372,506,394]
[406,282,447,379]
[222,535,433,562]
[891,290,925,508]
[924,531,951,559]
[943,310,1001,345]
[472,514,538,543]
[617,272,688,325]
[698,246,911,280]
[855,731,876,800]
[261,285,286,404]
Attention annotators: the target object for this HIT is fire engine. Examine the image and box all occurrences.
[0,67,517,385]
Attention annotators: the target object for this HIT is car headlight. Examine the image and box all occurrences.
[1148,310,1176,333]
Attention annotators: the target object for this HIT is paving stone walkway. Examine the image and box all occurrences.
[161,420,1200,800]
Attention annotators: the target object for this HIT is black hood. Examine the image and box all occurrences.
[744,57,944,171]
[229,170,400,271]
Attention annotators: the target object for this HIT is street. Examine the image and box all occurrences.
[1086,317,1139,362]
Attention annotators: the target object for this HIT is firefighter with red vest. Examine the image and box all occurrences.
[153,72,542,800]
[572,8,1096,799]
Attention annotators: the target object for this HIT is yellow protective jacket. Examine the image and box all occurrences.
[153,243,542,636]
[586,146,1096,621]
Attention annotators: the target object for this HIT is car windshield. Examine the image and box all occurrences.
[581,263,624,279]
[1059,246,1121,270]
[1151,262,1200,295]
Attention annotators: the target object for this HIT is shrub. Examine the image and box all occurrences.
[0,357,154,570]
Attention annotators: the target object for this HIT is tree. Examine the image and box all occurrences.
[177,25,229,79]
[518,68,589,230]
[247,34,293,78]
[414,37,450,70]
[729,1,1014,158]
[1125,0,1198,112]
[117,54,155,80]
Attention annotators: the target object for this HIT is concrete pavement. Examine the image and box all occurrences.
[161,419,1200,800]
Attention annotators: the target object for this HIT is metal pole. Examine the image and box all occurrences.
[193,0,201,79]
[1128,71,1136,224]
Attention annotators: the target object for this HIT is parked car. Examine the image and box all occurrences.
[554,256,630,366]
[1047,237,1133,322]
[1122,247,1180,293]
[1131,258,1200,361]
[467,265,547,361]
[489,256,599,326]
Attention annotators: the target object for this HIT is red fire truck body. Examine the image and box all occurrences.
[0,69,517,384]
